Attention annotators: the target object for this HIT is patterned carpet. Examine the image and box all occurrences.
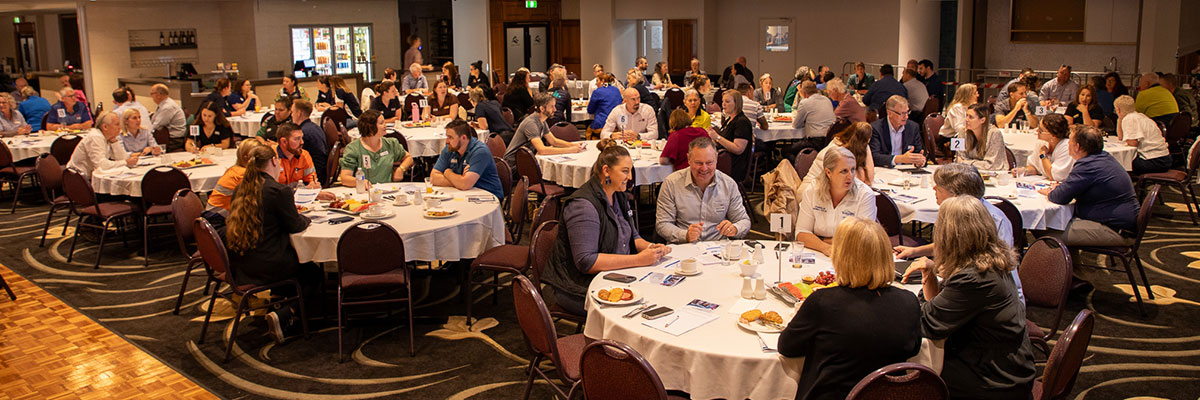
[0,186,1199,399]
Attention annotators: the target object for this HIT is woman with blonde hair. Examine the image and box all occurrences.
[117,108,160,155]
[939,83,978,137]
[802,121,875,189]
[903,196,1034,400]
[780,217,921,400]
[795,147,877,256]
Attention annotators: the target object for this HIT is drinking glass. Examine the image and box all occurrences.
[424,177,433,194]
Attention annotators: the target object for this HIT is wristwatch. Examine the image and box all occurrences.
[1039,153,1047,159]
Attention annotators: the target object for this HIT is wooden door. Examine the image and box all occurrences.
[559,20,581,77]
[666,19,695,74]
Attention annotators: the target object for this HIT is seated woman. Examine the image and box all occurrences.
[227,79,259,116]
[1014,114,1074,181]
[802,121,875,190]
[547,68,571,125]
[275,74,308,103]
[1114,94,1172,174]
[753,73,784,112]
[780,217,921,400]
[338,110,413,186]
[467,60,490,89]
[682,89,711,129]
[939,83,978,137]
[185,101,235,153]
[117,108,161,156]
[903,196,1035,400]
[225,144,322,343]
[0,92,30,137]
[627,68,655,106]
[954,103,1006,171]
[542,140,671,316]
[691,75,714,110]
[1065,85,1103,128]
[707,90,753,182]
[650,61,675,90]
[208,139,267,214]
[586,73,623,140]
[469,86,513,138]
[441,61,463,90]
[795,147,876,256]
[659,109,712,170]
[66,112,139,179]
[502,70,534,123]
[427,80,459,120]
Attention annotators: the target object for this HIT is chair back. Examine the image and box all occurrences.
[550,121,581,142]
[153,127,170,145]
[1131,184,1161,252]
[716,151,732,177]
[322,118,342,150]
[1185,135,1200,181]
[793,147,818,180]
[508,177,530,242]
[921,96,941,117]
[325,142,343,187]
[528,220,560,287]
[866,109,879,123]
[456,92,473,110]
[41,113,49,132]
[846,362,948,400]
[0,140,13,170]
[511,275,565,368]
[515,148,545,187]
[192,218,231,280]
[321,107,350,129]
[1037,309,1095,400]
[1004,147,1017,170]
[141,166,191,208]
[170,189,204,256]
[487,133,507,158]
[532,194,561,232]
[50,135,82,166]
[664,88,685,111]
[984,196,1026,251]
[1018,237,1072,335]
[501,107,516,128]
[385,130,409,151]
[1164,112,1191,144]
[61,168,99,211]
[35,154,64,202]
[874,191,904,238]
[494,157,513,202]
[337,221,407,276]
[403,94,423,118]
[260,111,275,125]
[924,113,945,160]
[579,339,669,400]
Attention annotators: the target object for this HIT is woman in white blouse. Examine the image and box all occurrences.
[1012,114,1073,181]
[1114,95,1172,174]
[954,103,1007,171]
[939,83,977,138]
[795,147,877,256]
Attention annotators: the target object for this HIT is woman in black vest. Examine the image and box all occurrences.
[542,140,671,316]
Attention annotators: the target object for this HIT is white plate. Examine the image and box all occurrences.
[361,210,396,220]
[887,178,920,187]
[673,268,702,276]
[737,318,785,333]
[423,208,459,219]
[590,287,643,306]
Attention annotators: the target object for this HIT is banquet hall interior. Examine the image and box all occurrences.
[0,0,1199,399]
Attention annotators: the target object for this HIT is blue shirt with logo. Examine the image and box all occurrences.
[433,136,504,201]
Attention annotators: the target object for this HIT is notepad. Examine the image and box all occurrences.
[642,308,718,336]
[294,188,321,205]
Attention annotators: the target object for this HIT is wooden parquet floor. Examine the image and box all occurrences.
[0,264,217,400]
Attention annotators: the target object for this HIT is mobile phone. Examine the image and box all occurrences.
[744,240,762,248]
[328,216,354,224]
[641,306,674,320]
[894,260,921,283]
[774,243,790,251]
[602,273,636,284]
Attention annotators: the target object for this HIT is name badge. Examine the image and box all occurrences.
[813,206,827,213]
[841,210,856,217]
[379,150,389,157]
[57,108,67,118]
[362,155,372,169]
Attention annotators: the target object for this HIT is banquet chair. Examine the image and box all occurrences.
[494,157,513,204]
[62,169,139,269]
[465,190,556,327]
[846,362,948,400]
[140,166,191,266]
[573,339,673,400]
[50,135,82,166]
[152,127,170,146]
[322,118,342,151]
[511,275,585,400]
[1018,237,1073,357]
[550,121,581,142]
[0,140,36,213]
[1163,112,1191,150]
[1073,184,1159,315]
[923,113,951,163]
[321,107,349,130]
[1004,147,1017,170]
[829,118,852,140]
[40,113,49,133]
[35,154,72,247]
[170,189,210,315]
[502,107,516,128]
[792,148,818,183]
[1032,309,1095,400]
[487,134,507,159]
[866,109,879,124]
[402,94,423,119]
[336,221,414,360]
[324,142,343,187]
[875,191,923,247]
[984,196,1027,253]
[1137,139,1200,225]
[515,148,565,198]
[456,92,473,110]
[193,218,309,363]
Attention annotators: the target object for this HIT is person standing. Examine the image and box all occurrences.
[404,35,433,72]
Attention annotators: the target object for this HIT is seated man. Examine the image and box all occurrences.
[655,137,751,243]
[737,83,762,123]
[791,81,835,149]
[1134,73,1180,127]
[868,95,926,168]
[893,163,1025,304]
[400,63,430,96]
[862,64,907,113]
[257,98,292,140]
[601,88,658,141]
[432,120,505,201]
[66,112,137,178]
[46,87,94,131]
[273,123,321,189]
[1038,125,1139,248]
[111,87,150,130]
[291,99,329,184]
[148,83,187,151]
[502,92,582,168]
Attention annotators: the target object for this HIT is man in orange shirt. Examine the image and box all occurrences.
[274,123,321,188]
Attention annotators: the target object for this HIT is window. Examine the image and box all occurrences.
[765,25,788,52]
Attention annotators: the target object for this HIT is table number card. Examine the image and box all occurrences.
[769,213,792,235]
[419,99,429,108]
[949,138,965,151]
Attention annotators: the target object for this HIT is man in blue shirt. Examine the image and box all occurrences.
[17,87,51,132]
[432,119,504,201]
[862,64,907,113]
[291,99,328,184]
[1039,125,1139,246]
[46,87,94,131]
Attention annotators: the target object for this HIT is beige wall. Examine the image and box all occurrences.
[897,0,941,66]
[1138,0,1181,73]
[250,0,401,78]
[983,0,1137,72]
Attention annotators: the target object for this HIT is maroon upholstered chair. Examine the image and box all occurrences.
[501,107,516,128]
[1018,237,1073,356]
[716,151,733,177]
[793,147,818,182]
[985,196,1027,253]
[0,140,36,213]
[846,362,948,400]
[465,191,558,327]
[494,157,513,206]
[403,94,423,120]
[322,118,342,151]
[511,275,585,399]
[194,218,309,363]
[320,107,349,130]
[170,189,210,315]
[1004,147,1017,170]
[1032,309,1095,400]
[550,121,581,142]
[1072,184,1159,315]
[140,166,192,266]
[49,135,82,166]
[336,221,414,360]
[62,168,139,269]
[866,109,879,124]
[1138,137,1200,225]
[35,154,72,247]
[527,220,561,288]
[456,92,472,110]
[574,339,670,400]
[487,134,507,159]
[923,113,950,163]
[325,142,343,188]
[515,148,564,198]
[875,191,923,247]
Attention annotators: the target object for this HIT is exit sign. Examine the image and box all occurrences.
[525,0,537,8]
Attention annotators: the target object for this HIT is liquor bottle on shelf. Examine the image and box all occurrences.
[159,32,165,47]
[170,32,176,46]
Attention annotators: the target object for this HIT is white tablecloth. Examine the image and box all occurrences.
[754,120,806,142]
[347,124,489,158]
[874,167,1074,230]
[4,133,61,161]
[90,149,237,196]
[228,111,323,137]
[570,100,592,121]
[584,241,944,400]
[536,140,674,188]
[1000,129,1137,171]
[290,184,505,263]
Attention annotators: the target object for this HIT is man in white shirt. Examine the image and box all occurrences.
[1114,95,1172,174]
[791,81,835,140]
[601,88,658,140]
[1039,64,1079,107]
[587,63,624,97]
[148,84,187,152]
[900,68,929,116]
[67,112,139,178]
[737,83,762,122]
[111,87,150,130]
[655,137,751,243]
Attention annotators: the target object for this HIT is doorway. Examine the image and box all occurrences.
[666,19,696,75]
[638,20,664,73]
[504,23,549,77]
[757,18,794,86]
[59,14,81,69]
[15,22,37,73]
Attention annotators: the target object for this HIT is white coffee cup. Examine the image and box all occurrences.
[425,197,441,209]
[394,192,409,206]
[679,258,698,274]
[369,189,383,204]
[368,204,383,216]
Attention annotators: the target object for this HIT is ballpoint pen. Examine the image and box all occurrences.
[664,315,681,327]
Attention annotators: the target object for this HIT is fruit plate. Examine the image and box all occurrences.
[590,287,643,306]
[172,160,217,169]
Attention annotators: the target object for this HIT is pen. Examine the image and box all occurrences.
[662,260,680,270]
[664,315,681,327]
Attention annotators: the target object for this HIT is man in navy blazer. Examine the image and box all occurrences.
[862,64,907,112]
[869,95,926,168]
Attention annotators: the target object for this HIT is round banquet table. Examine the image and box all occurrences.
[754,119,807,142]
[1000,128,1137,171]
[290,183,505,263]
[535,140,674,188]
[570,99,592,121]
[347,123,489,158]
[228,110,323,137]
[90,149,237,196]
[583,240,944,400]
[873,166,1074,230]
[3,132,63,161]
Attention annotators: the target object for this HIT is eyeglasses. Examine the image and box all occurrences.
[887,109,909,116]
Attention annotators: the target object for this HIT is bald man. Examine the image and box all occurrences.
[601,87,658,140]
[1134,73,1179,126]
